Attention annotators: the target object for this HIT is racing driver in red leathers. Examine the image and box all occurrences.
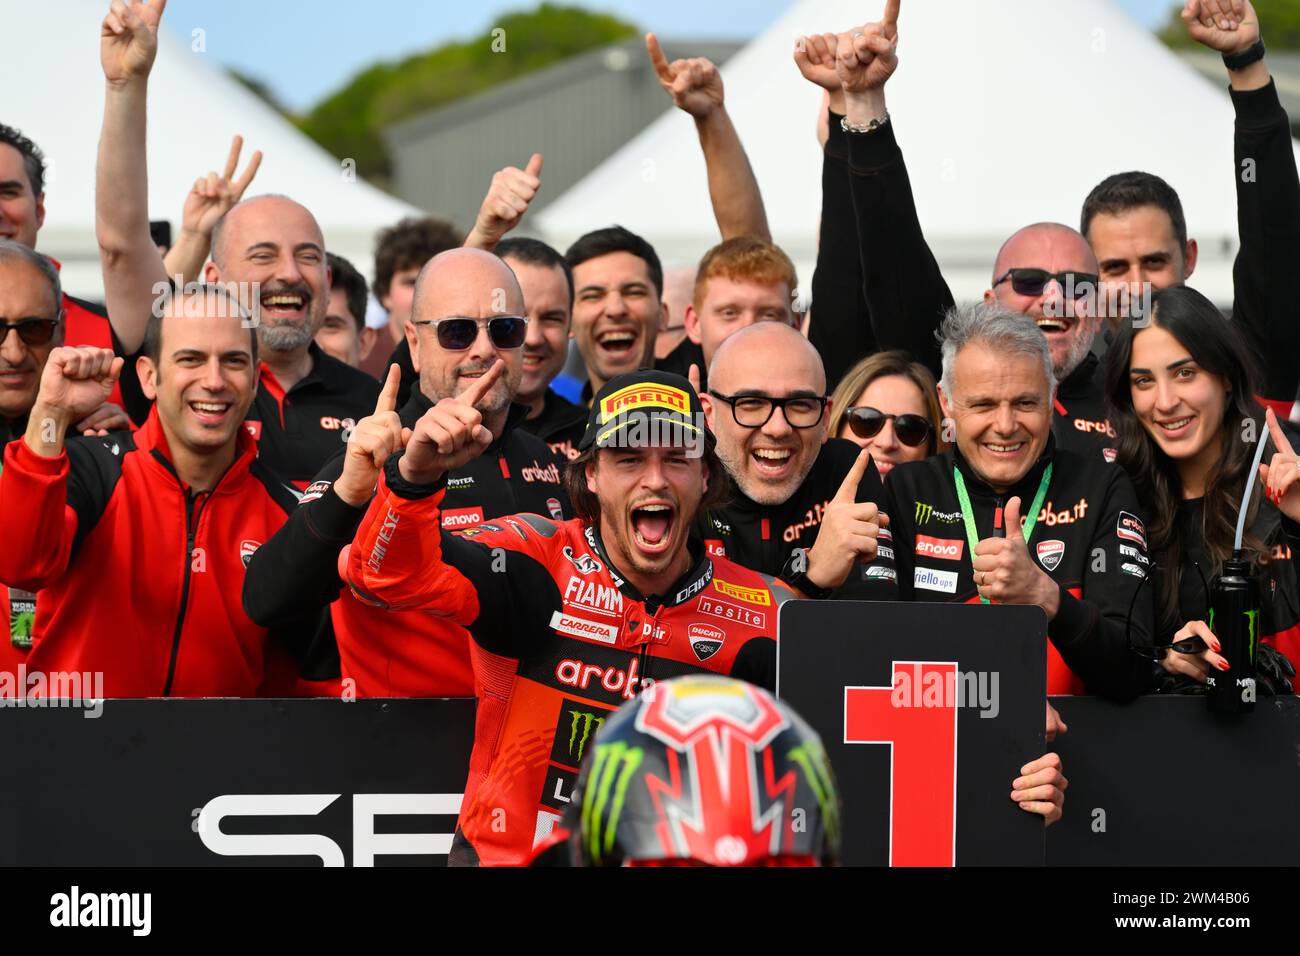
[342,366,796,866]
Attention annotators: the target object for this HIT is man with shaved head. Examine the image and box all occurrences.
[244,247,570,697]
[94,0,379,487]
[699,322,897,600]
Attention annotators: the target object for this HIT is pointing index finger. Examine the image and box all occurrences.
[833,448,872,504]
[375,363,401,416]
[1266,407,1296,457]
[646,33,674,83]
[882,0,901,30]
[460,359,505,409]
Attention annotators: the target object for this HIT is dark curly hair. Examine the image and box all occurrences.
[563,437,731,529]
[0,123,46,196]
[372,217,463,301]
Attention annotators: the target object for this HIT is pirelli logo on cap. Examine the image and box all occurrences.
[711,578,771,606]
[599,383,690,422]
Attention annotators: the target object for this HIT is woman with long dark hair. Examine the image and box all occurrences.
[1104,286,1300,685]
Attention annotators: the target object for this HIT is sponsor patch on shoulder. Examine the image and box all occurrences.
[1119,562,1146,579]
[1116,511,1147,548]
[299,480,332,504]
[865,565,897,582]
[1102,448,1118,463]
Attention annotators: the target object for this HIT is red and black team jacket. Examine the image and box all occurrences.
[342,453,791,866]
[0,411,310,696]
[242,393,571,697]
[700,437,900,599]
[883,436,1154,699]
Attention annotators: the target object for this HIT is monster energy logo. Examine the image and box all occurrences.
[582,741,644,865]
[567,710,606,763]
[1207,608,1260,664]
[787,740,841,851]
[914,502,962,525]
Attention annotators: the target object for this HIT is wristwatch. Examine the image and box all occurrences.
[779,549,834,600]
[1222,39,1265,72]
[841,111,890,135]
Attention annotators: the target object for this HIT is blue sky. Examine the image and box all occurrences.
[162,0,1176,112]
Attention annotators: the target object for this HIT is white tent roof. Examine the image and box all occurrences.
[4,0,418,299]
[539,0,1300,303]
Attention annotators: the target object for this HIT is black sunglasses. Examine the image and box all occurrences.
[993,268,1098,299]
[844,407,932,447]
[412,316,528,351]
[0,318,59,347]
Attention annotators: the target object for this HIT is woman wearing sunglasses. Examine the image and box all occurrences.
[1104,286,1300,687]
[827,351,944,478]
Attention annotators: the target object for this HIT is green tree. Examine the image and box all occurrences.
[298,3,638,186]
[1160,0,1300,48]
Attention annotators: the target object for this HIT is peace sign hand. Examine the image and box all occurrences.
[181,135,263,240]
[101,0,167,86]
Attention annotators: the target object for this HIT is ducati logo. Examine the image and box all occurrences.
[239,540,262,568]
[689,623,725,662]
[1036,539,1065,571]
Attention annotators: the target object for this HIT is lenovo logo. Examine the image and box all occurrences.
[915,535,963,561]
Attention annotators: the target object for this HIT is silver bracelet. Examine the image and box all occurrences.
[841,111,889,135]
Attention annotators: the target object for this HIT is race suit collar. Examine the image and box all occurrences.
[949,431,1056,502]
[582,523,713,608]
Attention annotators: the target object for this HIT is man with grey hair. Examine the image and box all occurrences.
[94,0,378,486]
[884,301,1154,706]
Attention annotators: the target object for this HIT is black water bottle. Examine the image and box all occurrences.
[1206,559,1259,714]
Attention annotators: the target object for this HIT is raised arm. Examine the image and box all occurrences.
[647,34,770,242]
[96,0,170,355]
[162,135,263,285]
[838,1,952,378]
[0,347,123,591]
[797,31,877,390]
[1184,0,1300,411]
[463,154,543,252]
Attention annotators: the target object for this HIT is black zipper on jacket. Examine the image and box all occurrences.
[163,489,207,697]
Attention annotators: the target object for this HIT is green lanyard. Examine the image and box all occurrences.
[952,462,1053,605]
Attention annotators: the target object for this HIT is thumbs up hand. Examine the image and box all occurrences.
[971,496,1061,619]
[465,153,544,252]
[802,448,889,592]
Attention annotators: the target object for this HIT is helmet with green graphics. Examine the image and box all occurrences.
[569,674,841,867]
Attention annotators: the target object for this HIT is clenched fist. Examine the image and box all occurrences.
[836,0,900,95]
[26,347,125,458]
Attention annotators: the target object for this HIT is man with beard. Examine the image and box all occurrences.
[244,248,569,697]
[94,0,379,487]
[806,2,1110,460]
[700,322,897,600]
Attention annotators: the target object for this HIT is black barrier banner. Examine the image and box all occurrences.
[1047,694,1300,865]
[0,698,476,866]
[776,601,1048,866]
